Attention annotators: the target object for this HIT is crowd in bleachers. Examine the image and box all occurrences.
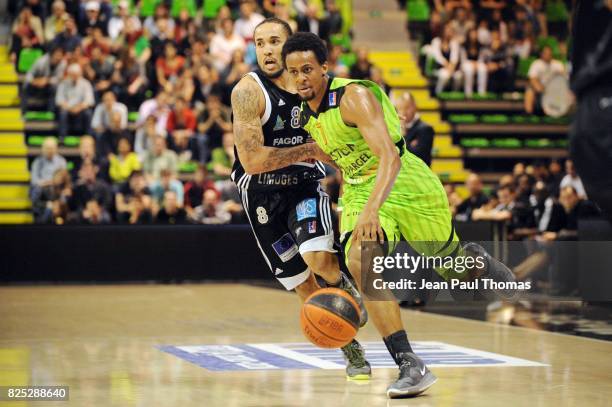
[416,0,570,109]
[11,0,356,224]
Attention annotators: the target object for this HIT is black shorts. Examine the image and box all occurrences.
[237,181,335,290]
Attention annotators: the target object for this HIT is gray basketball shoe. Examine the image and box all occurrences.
[386,352,437,398]
[341,339,372,380]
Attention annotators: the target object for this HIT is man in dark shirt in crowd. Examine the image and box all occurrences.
[456,172,489,221]
[183,164,218,218]
[156,190,187,225]
[69,160,112,214]
[395,91,434,166]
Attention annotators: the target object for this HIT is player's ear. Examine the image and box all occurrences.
[321,61,329,76]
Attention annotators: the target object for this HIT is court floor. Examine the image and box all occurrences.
[1,284,611,406]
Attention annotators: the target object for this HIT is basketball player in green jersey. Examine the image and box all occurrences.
[282,32,517,398]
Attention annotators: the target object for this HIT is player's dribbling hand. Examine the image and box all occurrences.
[352,208,384,245]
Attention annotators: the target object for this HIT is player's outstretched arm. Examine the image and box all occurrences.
[231,78,323,174]
[341,84,402,243]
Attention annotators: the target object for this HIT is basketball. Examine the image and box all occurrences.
[300,287,361,348]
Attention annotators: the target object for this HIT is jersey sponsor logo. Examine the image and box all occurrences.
[329,91,337,106]
[278,99,286,106]
[273,115,285,131]
[308,220,317,234]
[296,198,317,221]
[272,135,304,146]
[329,144,357,161]
[272,233,299,262]
[275,268,283,276]
[256,173,300,186]
[344,152,373,177]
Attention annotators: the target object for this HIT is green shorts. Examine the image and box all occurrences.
[340,153,461,280]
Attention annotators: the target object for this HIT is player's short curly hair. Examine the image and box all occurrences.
[282,32,328,66]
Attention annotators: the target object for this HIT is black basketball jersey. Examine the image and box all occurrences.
[232,70,325,191]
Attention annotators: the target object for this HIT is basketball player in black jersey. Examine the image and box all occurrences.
[230,18,371,379]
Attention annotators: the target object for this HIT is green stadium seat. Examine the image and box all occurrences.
[407,0,430,22]
[460,138,490,148]
[481,114,509,124]
[140,0,161,17]
[556,139,569,148]
[28,135,54,146]
[18,48,44,73]
[330,34,352,50]
[512,115,541,124]
[338,52,356,68]
[438,91,465,101]
[492,138,521,148]
[448,114,478,124]
[128,112,139,122]
[525,139,554,148]
[63,136,80,147]
[203,0,226,18]
[179,161,197,173]
[171,0,197,17]
[24,111,55,121]
[542,116,570,125]
[472,92,498,101]
[546,0,569,23]
[66,161,74,171]
[517,56,537,79]
[424,54,436,77]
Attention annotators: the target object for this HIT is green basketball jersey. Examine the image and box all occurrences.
[301,77,404,184]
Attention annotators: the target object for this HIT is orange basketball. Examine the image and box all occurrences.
[300,287,361,348]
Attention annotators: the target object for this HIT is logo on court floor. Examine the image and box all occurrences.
[158,341,547,372]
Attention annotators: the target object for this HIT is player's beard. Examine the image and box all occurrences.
[259,63,284,79]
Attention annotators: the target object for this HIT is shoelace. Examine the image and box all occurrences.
[342,342,366,368]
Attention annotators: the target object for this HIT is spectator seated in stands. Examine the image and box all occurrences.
[79,0,109,37]
[524,45,565,114]
[560,159,586,200]
[350,47,372,80]
[448,6,474,44]
[155,41,185,90]
[55,63,95,142]
[110,47,148,110]
[107,0,141,41]
[100,110,133,156]
[135,115,165,161]
[32,168,72,224]
[51,17,82,53]
[166,96,197,162]
[472,184,515,223]
[136,91,170,138]
[10,7,44,66]
[444,184,463,216]
[428,24,462,94]
[92,90,128,149]
[80,199,111,224]
[456,172,490,221]
[150,168,184,208]
[183,164,219,218]
[234,0,265,43]
[44,0,69,43]
[143,136,178,182]
[369,66,391,95]
[84,44,115,99]
[69,160,113,215]
[461,28,488,97]
[115,170,153,224]
[71,135,109,182]
[210,17,245,73]
[155,190,188,225]
[480,30,514,93]
[395,91,434,167]
[30,137,67,200]
[190,189,231,225]
[209,131,235,184]
[22,46,66,112]
[196,93,232,161]
[109,137,141,185]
